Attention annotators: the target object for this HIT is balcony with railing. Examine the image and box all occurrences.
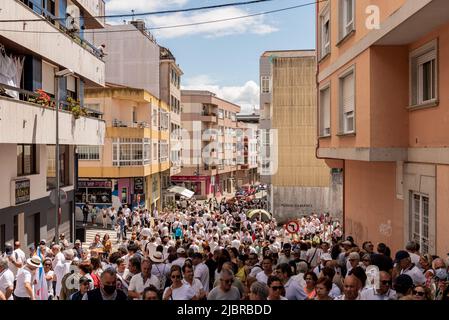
[72,0,106,28]
[1,1,105,86]
[0,84,105,146]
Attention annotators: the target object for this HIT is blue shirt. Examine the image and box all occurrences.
[285,277,307,300]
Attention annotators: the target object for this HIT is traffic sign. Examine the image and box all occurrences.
[286,220,300,234]
[49,189,68,205]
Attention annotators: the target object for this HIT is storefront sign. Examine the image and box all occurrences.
[171,176,207,182]
[11,179,30,206]
[134,177,144,193]
[78,180,112,188]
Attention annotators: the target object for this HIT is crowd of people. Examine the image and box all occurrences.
[1,193,449,301]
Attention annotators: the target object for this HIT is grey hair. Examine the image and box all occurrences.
[405,241,417,251]
[250,281,269,300]
[0,257,9,269]
[220,268,234,279]
[297,261,308,274]
[101,267,117,280]
[63,249,74,260]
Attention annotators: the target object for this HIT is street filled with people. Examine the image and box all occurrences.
[1,188,449,301]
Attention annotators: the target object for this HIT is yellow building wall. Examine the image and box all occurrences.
[271,56,330,187]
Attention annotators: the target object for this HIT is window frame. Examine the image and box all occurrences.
[319,83,331,138]
[338,0,355,43]
[319,3,331,60]
[17,144,38,176]
[409,192,430,254]
[338,65,356,135]
[409,39,439,110]
[77,145,100,161]
[260,76,271,94]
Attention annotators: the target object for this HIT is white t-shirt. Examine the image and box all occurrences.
[54,261,71,297]
[9,249,26,278]
[171,257,186,268]
[0,269,15,300]
[182,278,203,297]
[128,273,161,299]
[256,271,269,284]
[14,267,34,298]
[163,284,196,300]
[52,252,65,269]
[194,263,210,292]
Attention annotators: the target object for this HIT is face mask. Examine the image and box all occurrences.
[435,268,448,280]
[102,284,116,295]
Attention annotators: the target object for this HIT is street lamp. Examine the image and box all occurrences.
[54,69,74,243]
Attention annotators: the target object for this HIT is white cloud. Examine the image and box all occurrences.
[105,0,189,13]
[147,7,278,39]
[182,75,259,114]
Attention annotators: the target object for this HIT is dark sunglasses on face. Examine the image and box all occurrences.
[271,286,283,291]
[171,274,181,279]
[413,290,425,296]
[380,280,392,285]
[44,264,51,267]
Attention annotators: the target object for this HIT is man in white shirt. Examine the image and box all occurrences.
[231,235,241,250]
[0,257,15,300]
[128,258,160,300]
[334,275,362,300]
[9,242,26,278]
[54,250,73,299]
[361,271,397,300]
[13,256,41,300]
[395,250,426,286]
[192,253,209,293]
[256,257,273,285]
[405,241,421,265]
[171,248,187,268]
[51,244,65,269]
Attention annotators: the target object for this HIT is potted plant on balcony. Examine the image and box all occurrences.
[28,89,51,107]
[67,96,87,119]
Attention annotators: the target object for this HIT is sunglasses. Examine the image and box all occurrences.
[44,264,52,267]
[171,275,181,279]
[271,286,283,291]
[413,290,425,297]
[380,280,392,285]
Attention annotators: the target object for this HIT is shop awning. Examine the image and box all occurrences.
[167,186,195,199]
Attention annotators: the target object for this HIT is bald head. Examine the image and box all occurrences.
[343,275,361,300]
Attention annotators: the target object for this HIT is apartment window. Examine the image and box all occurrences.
[320,5,331,58]
[77,146,100,160]
[218,109,224,119]
[153,143,158,161]
[410,192,430,254]
[261,76,271,94]
[42,61,56,96]
[410,40,438,108]
[339,0,355,41]
[132,107,137,123]
[112,138,150,166]
[159,141,168,162]
[152,109,158,127]
[47,145,70,190]
[319,85,331,137]
[339,68,355,134]
[159,110,169,131]
[17,144,37,176]
[66,75,77,100]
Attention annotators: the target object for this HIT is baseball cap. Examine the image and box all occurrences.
[177,248,186,254]
[79,276,92,284]
[39,239,47,245]
[341,240,352,246]
[75,240,81,245]
[394,250,410,263]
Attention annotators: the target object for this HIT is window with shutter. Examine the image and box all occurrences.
[339,68,355,134]
[42,61,55,95]
[339,0,355,41]
[409,40,438,108]
[319,86,331,136]
[320,5,331,59]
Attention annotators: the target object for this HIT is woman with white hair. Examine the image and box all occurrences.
[249,281,269,300]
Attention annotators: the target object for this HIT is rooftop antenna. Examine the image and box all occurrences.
[131,10,135,21]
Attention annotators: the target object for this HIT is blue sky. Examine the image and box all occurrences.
[105,0,316,112]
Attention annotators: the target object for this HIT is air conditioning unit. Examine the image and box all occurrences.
[66,5,81,31]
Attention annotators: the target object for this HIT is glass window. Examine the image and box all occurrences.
[17,144,37,176]
[47,145,70,190]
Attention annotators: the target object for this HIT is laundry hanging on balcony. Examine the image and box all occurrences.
[0,46,25,99]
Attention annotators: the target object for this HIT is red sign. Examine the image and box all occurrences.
[285,220,300,234]
[171,176,208,182]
